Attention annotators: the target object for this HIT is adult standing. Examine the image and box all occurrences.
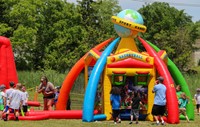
[37,76,55,110]
[151,76,166,125]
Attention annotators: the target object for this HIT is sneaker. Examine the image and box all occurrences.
[161,121,166,125]
[118,119,121,123]
[114,122,117,124]
[3,118,7,121]
[129,121,133,124]
[156,122,160,125]
[136,121,139,124]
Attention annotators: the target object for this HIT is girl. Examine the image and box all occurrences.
[179,92,189,122]
[110,86,121,124]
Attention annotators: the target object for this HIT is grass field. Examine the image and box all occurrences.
[0,113,200,127]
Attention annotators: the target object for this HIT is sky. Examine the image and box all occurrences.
[118,0,200,22]
[67,0,200,22]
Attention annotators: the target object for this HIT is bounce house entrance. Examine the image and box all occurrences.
[111,73,149,120]
[121,76,148,120]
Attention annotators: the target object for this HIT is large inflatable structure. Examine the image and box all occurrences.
[0,36,18,88]
[56,9,194,124]
[0,9,194,123]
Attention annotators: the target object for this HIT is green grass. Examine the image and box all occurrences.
[0,114,200,127]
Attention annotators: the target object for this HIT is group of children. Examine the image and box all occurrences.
[0,82,29,121]
[110,83,200,124]
[110,86,146,124]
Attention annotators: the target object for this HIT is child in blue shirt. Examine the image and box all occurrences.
[179,92,189,122]
[110,86,121,124]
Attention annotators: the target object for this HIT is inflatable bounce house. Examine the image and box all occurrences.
[56,9,194,124]
[0,9,194,123]
[0,36,18,88]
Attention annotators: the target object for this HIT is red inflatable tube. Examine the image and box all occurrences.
[27,101,41,107]
[9,114,49,121]
[7,110,98,120]
[28,110,83,119]
[27,110,98,119]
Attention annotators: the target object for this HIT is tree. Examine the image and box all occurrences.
[1,0,121,72]
[138,2,199,71]
[195,21,200,39]
[77,0,121,48]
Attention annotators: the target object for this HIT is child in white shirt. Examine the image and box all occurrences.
[5,83,24,121]
[194,88,200,115]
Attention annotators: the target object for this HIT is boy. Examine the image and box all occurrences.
[21,85,29,114]
[3,81,15,121]
[4,83,24,121]
[129,91,144,124]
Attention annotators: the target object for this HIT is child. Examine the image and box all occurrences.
[179,92,189,122]
[4,83,24,121]
[54,86,60,109]
[194,88,200,115]
[176,85,183,99]
[110,86,121,124]
[124,92,132,109]
[3,81,15,121]
[0,85,6,120]
[21,85,29,114]
[129,91,144,124]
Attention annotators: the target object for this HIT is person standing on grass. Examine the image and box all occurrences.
[151,76,166,125]
[53,86,60,110]
[129,91,145,124]
[0,85,6,120]
[4,83,24,121]
[179,92,189,122]
[21,85,29,114]
[3,81,15,120]
[37,76,55,110]
[194,88,200,115]
[110,86,121,124]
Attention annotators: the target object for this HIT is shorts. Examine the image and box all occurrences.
[179,108,186,115]
[151,104,166,116]
[130,109,139,118]
[8,108,15,113]
[112,109,120,121]
[4,105,9,112]
[196,104,200,109]
[43,94,55,99]
[23,105,28,112]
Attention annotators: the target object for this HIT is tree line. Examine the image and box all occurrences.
[0,0,199,73]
